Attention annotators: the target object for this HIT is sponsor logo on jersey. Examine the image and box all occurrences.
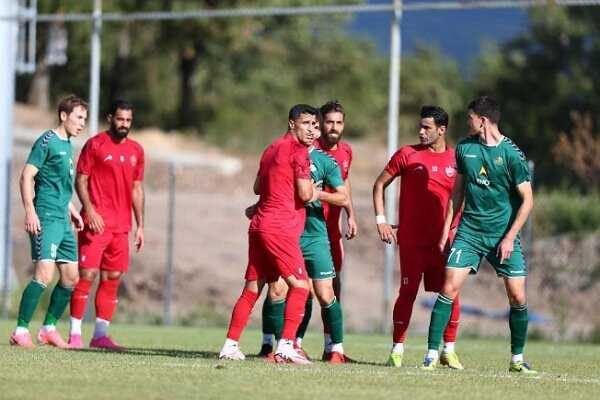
[445,166,456,177]
[130,155,138,166]
[104,154,113,162]
[120,155,125,163]
[476,165,490,186]
[494,156,504,166]
[432,166,438,172]
[413,165,424,171]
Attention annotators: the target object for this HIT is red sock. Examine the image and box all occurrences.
[226,288,259,341]
[281,287,310,340]
[70,278,93,319]
[392,284,419,343]
[95,278,120,321]
[443,295,461,343]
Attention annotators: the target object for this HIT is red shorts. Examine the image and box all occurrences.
[78,229,129,272]
[398,244,446,292]
[328,233,344,273]
[245,231,307,283]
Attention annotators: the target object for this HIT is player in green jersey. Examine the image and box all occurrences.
[255,115,350,362]
[421,96,537,374]
[10,95,87,349]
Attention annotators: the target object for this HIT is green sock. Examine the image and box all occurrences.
[324,297,344,344]
[296,296,313,339]
[427,294,453,351]
[262,298,285,341]
[509,304,528,355]
[43,284,73,326]
[17,280,47,328]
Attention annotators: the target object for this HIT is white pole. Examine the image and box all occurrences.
[164,161,176,325]
[382,0,402,333]
[89,0,102,136]
[0,0,18,319]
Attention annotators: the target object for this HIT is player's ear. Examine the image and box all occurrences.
[59,111,68,123]
[106,114,112,124]
[288,119,295,130]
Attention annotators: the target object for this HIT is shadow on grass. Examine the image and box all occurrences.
[70,347,219,359]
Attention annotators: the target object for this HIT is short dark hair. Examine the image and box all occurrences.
[288,104,317,121]
[468,96,500,124]
[108,99,134,116]
[57,94,88,123]
[420,105,449,128]
[320,100,345,119]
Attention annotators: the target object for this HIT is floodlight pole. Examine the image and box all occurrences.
[89,0,102,136]
[382,0,402,333]
[0,0,18,319]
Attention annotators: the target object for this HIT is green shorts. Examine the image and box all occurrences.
[300,236,336,281]
[446,230,527,278]
[30,219,78,264]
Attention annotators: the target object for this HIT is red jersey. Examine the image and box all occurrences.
[77,131,145,233]
[315,139,353,237]
[249,132,311,238]
[385,144,456,246]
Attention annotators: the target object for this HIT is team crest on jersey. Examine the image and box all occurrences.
[130,155,138,166]
[494,156,504,166]
[445,166,456,177]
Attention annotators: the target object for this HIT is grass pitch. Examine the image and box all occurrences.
[1,320,598,400]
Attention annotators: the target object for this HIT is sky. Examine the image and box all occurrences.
[349,0,530,72]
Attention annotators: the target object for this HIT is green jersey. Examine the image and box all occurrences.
[26,130,75,221]
[456,135,530,238]
[301,148,344,238]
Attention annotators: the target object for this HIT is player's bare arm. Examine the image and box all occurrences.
[19,164,41,235]
[132,180,145,252]
[439,173,465,252]
[343,179,358,239]
[497,181,533,263]
[297,177,315,203]
[317,184,348,207]
[69,201,84,231]
[372,169,396,244]
[76,173,104,234]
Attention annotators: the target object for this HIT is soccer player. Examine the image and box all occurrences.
[259,115,350,363]
[373,106,463,368]
[218,104,316,364]
[68,100,145,350]
[10,95,87,349]
[421,96,536,373]
[313,100,358,358]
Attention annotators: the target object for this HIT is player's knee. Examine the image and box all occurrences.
[508,291,526,306]
[315,286,334,306]
[80,268,98,281]
[441,283,459,299]
[102,271,122,281]
[267,285,287,302]
[61,274,79,288]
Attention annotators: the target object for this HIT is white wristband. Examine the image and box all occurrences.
[376,215,387,224]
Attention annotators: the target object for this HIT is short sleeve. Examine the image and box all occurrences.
[508,148,530,186]
[325,158,344,189]
[134,146,145,181]
[384,148,407,177]
[455,144,465,175]
[26,134,50,169]
[76,139,95,175]
[292,145,311,180]
[345,145,353,177]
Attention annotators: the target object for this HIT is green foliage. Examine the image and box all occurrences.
[534,191,600,237]
[473,6,600,188]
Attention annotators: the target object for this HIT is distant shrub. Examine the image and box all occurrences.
[534,191,600,237]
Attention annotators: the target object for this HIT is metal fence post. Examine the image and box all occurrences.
[163,160,176,325]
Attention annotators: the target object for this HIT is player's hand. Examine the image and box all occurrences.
[376,223,396,244]
[497,235,514,264]
[345,216,358,240]
[308,186,321,203]
[24,209,41,235]
[86,208,105,234]
[70,210,84,232]
[244,204,258,220]
[134,226,144,252]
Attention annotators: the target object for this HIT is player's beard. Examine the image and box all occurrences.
[110,125,129,139]
[324,130,341,146]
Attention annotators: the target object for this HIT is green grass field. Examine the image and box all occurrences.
[1,320,599,400]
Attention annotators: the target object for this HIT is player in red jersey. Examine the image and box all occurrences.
[373,105,463,368]
[219,104,317,364]
[313,100,358,358]
[68,100,145,350]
